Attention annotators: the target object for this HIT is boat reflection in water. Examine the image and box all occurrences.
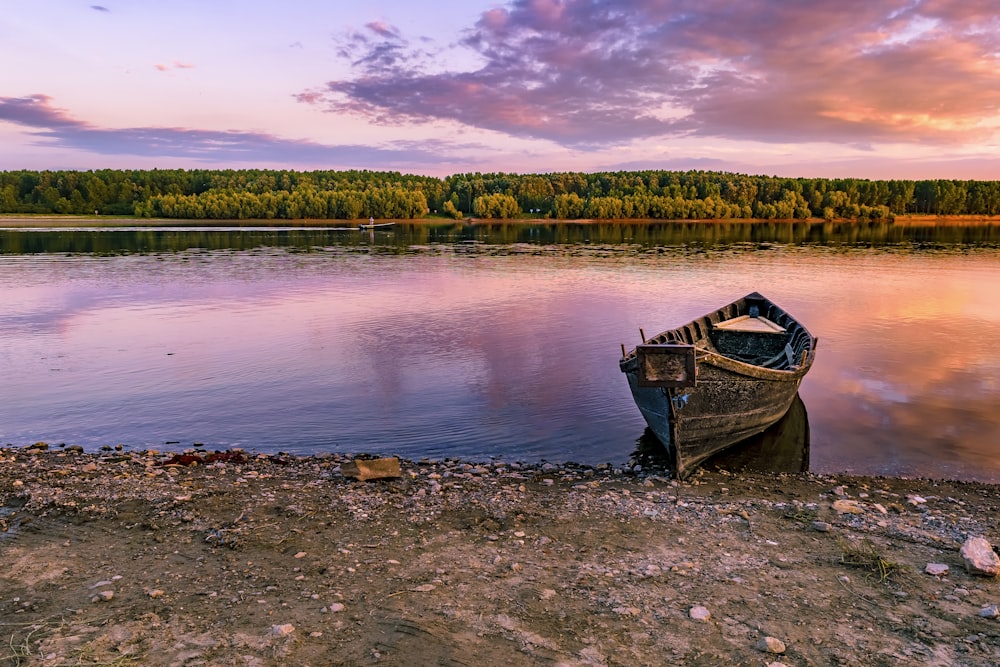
[631,394,810,475]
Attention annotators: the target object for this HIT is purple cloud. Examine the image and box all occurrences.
[301,0,1000,148]
[0,95,452,168]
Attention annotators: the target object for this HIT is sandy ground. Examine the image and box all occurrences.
[2,445,999,666]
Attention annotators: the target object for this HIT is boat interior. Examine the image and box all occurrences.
[647,295,814,371]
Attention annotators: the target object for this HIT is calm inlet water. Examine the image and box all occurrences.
[1,223,998,481]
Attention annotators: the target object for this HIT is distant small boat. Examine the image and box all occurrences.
[619,292,817,479]
[358,221,395,230]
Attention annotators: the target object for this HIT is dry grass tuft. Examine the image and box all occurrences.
[838,538,904,583]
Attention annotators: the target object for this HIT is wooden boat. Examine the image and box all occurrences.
[619,292,817,479]
[701,393,810,474]
[358,221,395,230]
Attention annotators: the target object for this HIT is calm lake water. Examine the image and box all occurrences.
[1,222,998,481]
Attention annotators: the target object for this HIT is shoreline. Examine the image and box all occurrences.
[2,445,998,665]
[1,213,998,229]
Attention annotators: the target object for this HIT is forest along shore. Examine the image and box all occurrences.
[2,445,999,666]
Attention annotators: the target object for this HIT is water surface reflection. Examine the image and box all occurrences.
[0,226,997,481]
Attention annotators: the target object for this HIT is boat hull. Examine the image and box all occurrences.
[620,293,816,479]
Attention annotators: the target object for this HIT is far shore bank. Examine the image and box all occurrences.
[1,213,997,229]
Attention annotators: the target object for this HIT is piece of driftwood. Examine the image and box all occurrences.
[340,457,402,481]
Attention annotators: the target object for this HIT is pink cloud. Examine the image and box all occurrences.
[155,61,196,72]
[304,0,1000,149]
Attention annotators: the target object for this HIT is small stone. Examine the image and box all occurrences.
[412,584,436,592]
[756,636,786,654]
[907,495,927,505]
[689,605,711,621]
[270,624,295,637]
[327,602,345,613]
[832,499,863,515]
[294,551,307,559]
[811,521,831,532]
[91,590,114,603]
[960,536,1000,576]
[147,589,165,599]
[978,605,999,619]
[925,563,949,577]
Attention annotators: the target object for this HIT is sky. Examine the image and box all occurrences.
[1,0,999,179]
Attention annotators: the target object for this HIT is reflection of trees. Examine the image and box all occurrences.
[2,221,997,255]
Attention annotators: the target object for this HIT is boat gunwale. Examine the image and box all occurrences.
[620,292,817,377]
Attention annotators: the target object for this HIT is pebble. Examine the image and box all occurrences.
[811,521,831,532]
[979,605,999,619]
[689,605,711,621]
[924,563,949,577]
[756,636,786,654]
[91,590,114,603]
[832,499,863,515]
[270,624,295,637]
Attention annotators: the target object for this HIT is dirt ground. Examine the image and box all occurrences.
[2,445,999,666]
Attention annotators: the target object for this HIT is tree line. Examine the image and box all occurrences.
[2,168,999,220]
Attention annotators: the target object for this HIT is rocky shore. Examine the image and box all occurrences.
[2,444,999,666]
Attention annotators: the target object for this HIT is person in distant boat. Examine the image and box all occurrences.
[369,217,374,225]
